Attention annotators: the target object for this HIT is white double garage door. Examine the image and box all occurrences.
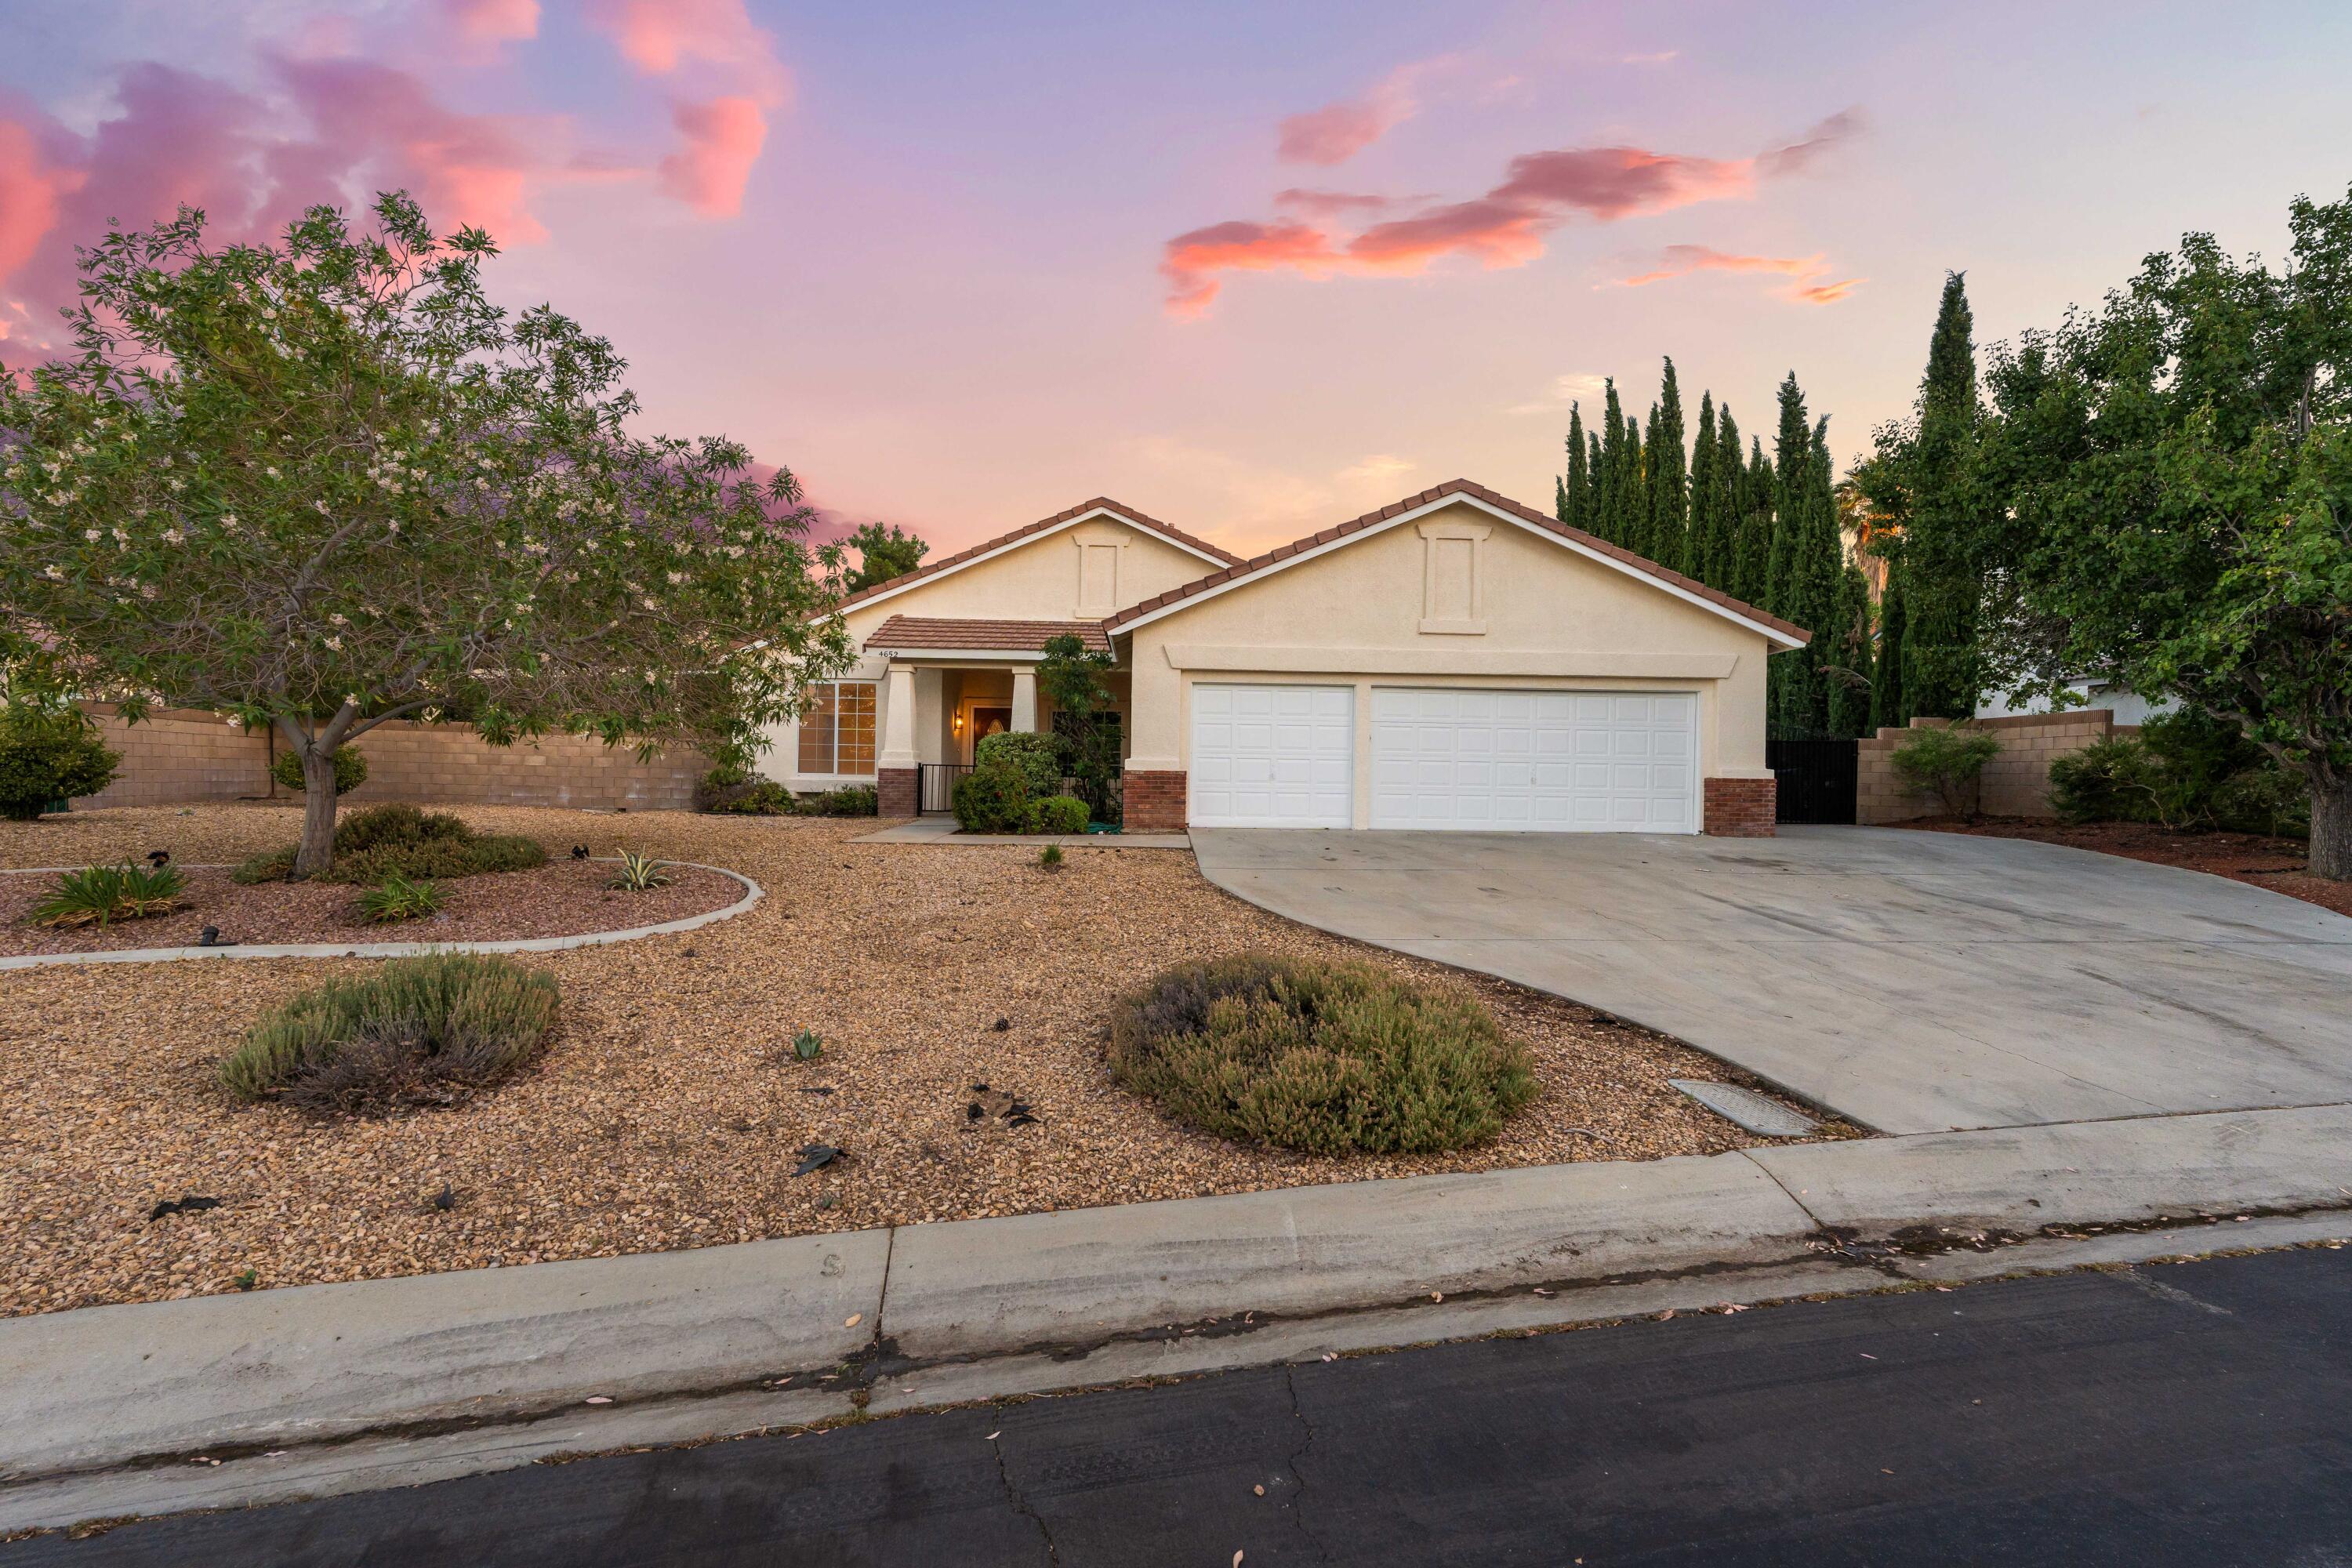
[1189,683,1698,833]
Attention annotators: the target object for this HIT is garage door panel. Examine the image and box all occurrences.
[1370,687,1697,833]
[1190,684,1354,828]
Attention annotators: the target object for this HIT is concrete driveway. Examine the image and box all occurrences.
[1191,826,2352,1134]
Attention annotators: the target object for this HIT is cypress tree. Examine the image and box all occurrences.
[1871,562,1909,731]
[1825,561,1876,738]
[1710,404,1744,590]
[1687,391,1718,583]
[1649,359,1689,572]
[1733,437,1773,608]
[1620,412,1647,555]
[1584,430,1602,525]
[1773,419,1844,735]
[1764,372,1811,615]
[1596,380,1628,545]
[1561,403,1589,529]
[1904,272,1983,718]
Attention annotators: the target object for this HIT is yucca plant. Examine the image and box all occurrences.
[31,861,186,928]
[607,849,674,891]
[356,870,446,924]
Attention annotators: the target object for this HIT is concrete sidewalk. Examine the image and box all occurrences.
[5,1102,2350,1533]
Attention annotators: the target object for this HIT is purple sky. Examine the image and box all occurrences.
[5,0,2349,557]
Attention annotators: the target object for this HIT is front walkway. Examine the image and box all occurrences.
[1191,826,2352,1134]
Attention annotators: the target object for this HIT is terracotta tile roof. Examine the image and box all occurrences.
[825,497,1243,619]
[866,616,1112,654]
[1103,478,1812,645]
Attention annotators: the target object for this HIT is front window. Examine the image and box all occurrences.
[797,681,876,775]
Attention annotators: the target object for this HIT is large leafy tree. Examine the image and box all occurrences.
[0,194,851,876]
[844,521,928,594]
[1976,187,2352,877]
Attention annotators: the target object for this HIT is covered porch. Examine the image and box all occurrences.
[866,619,1129,817]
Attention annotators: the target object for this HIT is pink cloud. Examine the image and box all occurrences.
[659,96,765,216]
[1614,245,1823,287]
[1165,110,1862,314]
[0,119,80,290]
[1610,243,1864,305]
[267,55,557,244]
[1160,220,1341,318]
[1276,58,1454,165]
[1272,187,1428,221]
[586,0,790,104]
[440,0,540,58]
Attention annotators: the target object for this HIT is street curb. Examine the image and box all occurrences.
[0,860,760,970]
[3,1102,2349,1532]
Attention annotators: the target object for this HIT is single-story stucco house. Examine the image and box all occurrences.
[758,479,1809,836]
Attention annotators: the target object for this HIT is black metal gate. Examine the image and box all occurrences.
[918,763,971,814]
[1766,737,1858,825]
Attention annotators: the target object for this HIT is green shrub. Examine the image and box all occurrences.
[803,784,878,817]
[219,953,558,1109]
[975,731,1067,797]
[2046,710,2310,837]
[710,779,793,814]
[30,861,186,928]
[2049,736,2155,823]
[1038,843,1065,870]
[234,803,548,884]
[0,706,119,821]
[1108,953,1537,1156]
[271,745,368,796]
[355,871,445,923]
[953,760,1033,833]
[2211,767,2310,838]
[1028,793,1089,834]
[1891,726,2002,815]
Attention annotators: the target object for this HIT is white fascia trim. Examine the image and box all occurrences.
[819,509,1232,623]
[1112,494,1807,649]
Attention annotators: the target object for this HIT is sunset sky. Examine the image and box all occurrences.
[5,1,2350,558]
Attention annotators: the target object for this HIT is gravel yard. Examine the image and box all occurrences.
[0,859,742,956]
[0,804,1853,1318]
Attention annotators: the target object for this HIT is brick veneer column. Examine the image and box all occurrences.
[1122,770,1187,832]
[1703,776,1777,837]
[877,766,919,818]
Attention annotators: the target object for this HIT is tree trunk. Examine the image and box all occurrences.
[2314,776,2351,882]
[292,743,341,879]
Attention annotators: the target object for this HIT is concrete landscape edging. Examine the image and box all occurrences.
[0,860,761,970]
[3,1102,2348,1533]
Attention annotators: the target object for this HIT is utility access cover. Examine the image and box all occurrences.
[1668,1080,1817,1138]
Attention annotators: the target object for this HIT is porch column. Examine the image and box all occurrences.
[877,662,920,817]
[1011,667,1039,733]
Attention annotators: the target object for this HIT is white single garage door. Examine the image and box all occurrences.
[1370,688,1698,833]
[1189,684,1355,828]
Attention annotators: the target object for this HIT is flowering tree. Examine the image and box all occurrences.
[0,194,851,875]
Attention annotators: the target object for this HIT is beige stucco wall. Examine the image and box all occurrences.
[760,514,1223,785]
[1118,500,1782,826]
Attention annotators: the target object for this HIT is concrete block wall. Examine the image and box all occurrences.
[71,705,707,813]
[1858,710,2132,824]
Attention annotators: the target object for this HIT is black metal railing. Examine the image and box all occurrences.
[918,763,973,815]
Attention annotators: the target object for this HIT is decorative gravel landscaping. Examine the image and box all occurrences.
[0,858,743,956]
[0,804,1854,1318]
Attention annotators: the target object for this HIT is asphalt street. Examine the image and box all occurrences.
[12,1247,2350,1566]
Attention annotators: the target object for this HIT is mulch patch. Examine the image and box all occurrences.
[0,858,743,956]
[1894,815,2349,918]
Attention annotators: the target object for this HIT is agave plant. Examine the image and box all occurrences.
[31,861,186,929]
[607,849,674,891]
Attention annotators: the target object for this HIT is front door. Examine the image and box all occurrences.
[967,706,1011,763]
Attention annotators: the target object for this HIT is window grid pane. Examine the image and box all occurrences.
[837,682,876,775]
[797,683,837,774]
